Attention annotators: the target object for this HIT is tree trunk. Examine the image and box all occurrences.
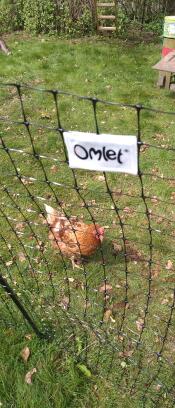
[166,0,175,15]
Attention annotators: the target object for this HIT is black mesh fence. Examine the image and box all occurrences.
[0,83,175,405]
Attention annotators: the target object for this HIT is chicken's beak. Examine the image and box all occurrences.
[99,235,104,243]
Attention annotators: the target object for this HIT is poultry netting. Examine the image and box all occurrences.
[0,83,175,405]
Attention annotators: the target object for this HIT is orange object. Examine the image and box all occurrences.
[44,204,104,268]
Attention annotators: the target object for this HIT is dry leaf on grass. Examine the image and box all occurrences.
[40,112,51,119]
[152,262,161,278]
[25,368,37,384]
[112,242,123,254]
[16,222,25,231]
[68,277,75,283]
[103,309,112,322]
[99,284,112,293]
[165,260,173,270]
[161,298,169,305]
[25,333,32,340]
[155,384,162,391]
[112,241,143,262]
[136,318,144,331]
[94,175,105,182]
[112,301,127,311]
[21,178,34,185]
[18,252,26,262]
[123,207,133,214]
[36,241,45,252]
[50,165,58,173]
[5,260,13,266]
[119,350,133,358]
[20,346,30,363]
[151,196,158,204]
[125,242,143,262]
[59,296,69,310]
[153,133,164,141]
[140,144,149,153]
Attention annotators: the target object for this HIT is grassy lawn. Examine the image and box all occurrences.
[0,33,175,407]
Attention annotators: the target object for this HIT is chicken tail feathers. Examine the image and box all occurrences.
[44,204,59,225]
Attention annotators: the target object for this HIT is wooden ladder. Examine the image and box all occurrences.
[95,2,116,33]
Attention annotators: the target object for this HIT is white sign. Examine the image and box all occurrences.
[63,131,138,175]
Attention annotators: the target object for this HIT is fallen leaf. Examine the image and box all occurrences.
[112,242,122,253]
[140,144,149,153]
[18,252,26,262]
[153,133,164,141]
[171,192,175,200]
[121,361,127,368]
[25,334,32,340]
[59,296,69,310]
[21,178,34,185]
[119,335,124,342]
[123,207,133,214]
[119,350,133,358]
[68,277,75,283]
[25,368,37,384]
[50,165,58,173]
[112,301,126,311]
[161,298,169,305]
[36,241,45,252]
[113,189,122,197]
[151,167,159,175]
[20,346,30,363]
[16,222,25,231]
[136,318,144,331]
[165,260,173,270]
[99,284,112,293]
[151,196,158,204]
[103,309,112,322]
[157,217,163,224]
[125,242,143,262]
[40,112,51,119]
[5,260,13,266]
[155,384,162,391]
[152,262,161,278]
[94,175,105,181]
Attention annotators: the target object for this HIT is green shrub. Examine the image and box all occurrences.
[0,0,16,34]
[0,0,93,37]
[23,0,56,34]
[57,4,93,38]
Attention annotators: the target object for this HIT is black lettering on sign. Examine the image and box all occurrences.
[117,149,123,164]
[106,149,116,160]
[89,148,102,160]
[74,144,88,160]
[74,144,129,165]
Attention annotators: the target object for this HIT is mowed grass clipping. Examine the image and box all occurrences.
[0,34,175,407]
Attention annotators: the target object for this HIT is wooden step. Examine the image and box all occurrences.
[98,26,116,31]
[98,15,115,19]
[97,3,115,7]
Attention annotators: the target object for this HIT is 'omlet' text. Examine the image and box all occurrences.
[74,144,129,164]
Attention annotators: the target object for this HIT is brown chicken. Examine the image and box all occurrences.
[44,204,104,268]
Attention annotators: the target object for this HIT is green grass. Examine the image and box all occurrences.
[0,34,175,407]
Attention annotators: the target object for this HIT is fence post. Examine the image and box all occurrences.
[0,273,49,339]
